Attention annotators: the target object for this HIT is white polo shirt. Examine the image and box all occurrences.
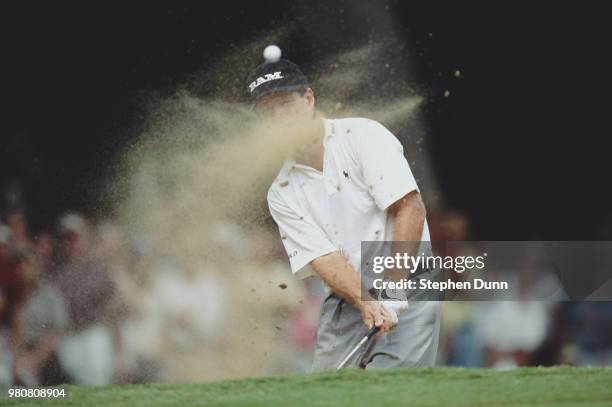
[267,117,430,279]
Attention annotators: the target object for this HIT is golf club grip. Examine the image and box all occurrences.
[366,325,381,339]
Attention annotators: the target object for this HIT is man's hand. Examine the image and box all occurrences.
[356,299,396,338]
[312,252,398,338]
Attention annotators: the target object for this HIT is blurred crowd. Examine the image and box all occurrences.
[1,193,612,387]
[430,210,612,368]
[0,201,324,386]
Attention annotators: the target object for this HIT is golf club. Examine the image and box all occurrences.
[336,325,381,370]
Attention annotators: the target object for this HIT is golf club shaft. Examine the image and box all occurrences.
[336,326,380,370]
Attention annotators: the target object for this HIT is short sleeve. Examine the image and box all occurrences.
[268,190,337,279]
[357,120,419,210]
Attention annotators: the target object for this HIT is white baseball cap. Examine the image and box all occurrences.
[58,213,88,236]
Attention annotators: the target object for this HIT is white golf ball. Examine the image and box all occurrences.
[263,45,282,63]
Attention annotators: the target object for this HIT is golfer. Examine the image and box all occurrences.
[248,47,441,370]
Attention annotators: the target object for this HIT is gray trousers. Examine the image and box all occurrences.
[311,294,441,371]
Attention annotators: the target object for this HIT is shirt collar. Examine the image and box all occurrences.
[323,117,336,145]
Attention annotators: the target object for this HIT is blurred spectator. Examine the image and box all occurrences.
[433,210,480,366]
[0,224,11,258]
[568,303,612,365]
[530,303,574,366]
[112,237,163,383]
[233,226,309,375]
[5,210,32,252]
[473,300,549,368]
[288,278,325,371]
[33,232,55,276]
[15,247,68,386]
[52,213,125,385]
[440,302,484,367]
[0,288,10,384]
[0,224,13,385]
[429,209,469,242]
[154,221,231,382]
[0,224,28,385]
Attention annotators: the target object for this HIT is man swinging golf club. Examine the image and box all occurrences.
[249,45,441,370]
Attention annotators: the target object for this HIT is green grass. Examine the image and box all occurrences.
[3,367,612,406]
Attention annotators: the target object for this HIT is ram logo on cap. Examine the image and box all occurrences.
[249,71,284,92]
